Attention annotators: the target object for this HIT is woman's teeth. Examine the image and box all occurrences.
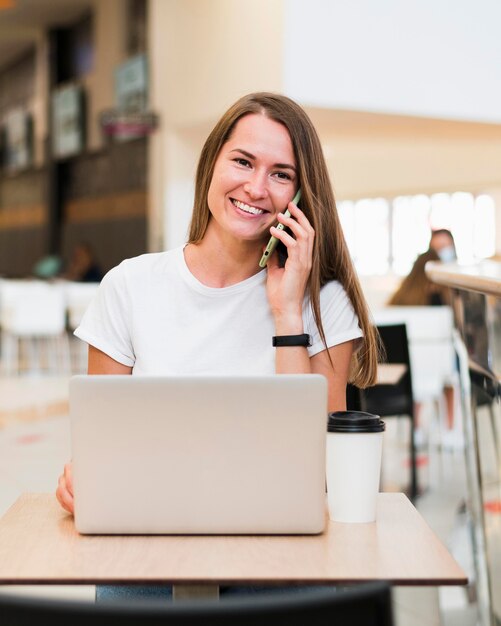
[232,199,264,215]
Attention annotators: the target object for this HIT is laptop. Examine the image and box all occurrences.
[70,374,327,535]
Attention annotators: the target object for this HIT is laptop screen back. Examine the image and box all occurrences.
[71,375,327,535]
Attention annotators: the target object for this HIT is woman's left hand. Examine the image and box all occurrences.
[265,200,315,323]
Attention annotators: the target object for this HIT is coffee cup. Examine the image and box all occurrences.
[326,411,385,523]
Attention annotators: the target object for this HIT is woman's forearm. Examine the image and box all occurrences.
[273,313,312,374]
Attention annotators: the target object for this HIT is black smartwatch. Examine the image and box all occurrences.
[272,334,312,347]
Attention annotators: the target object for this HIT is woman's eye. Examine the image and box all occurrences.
[274,171,292,181]
[234,158,251,167]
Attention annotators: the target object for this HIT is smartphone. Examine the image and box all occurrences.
[258,188,302,268]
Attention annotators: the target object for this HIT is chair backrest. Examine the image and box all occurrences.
[0,280,66,336]
[373,306,455,402]
[373,306,453,342]
[361,323,415,419]
[0,583,394,626]
[377,323,413,367]
[64,281,99,330]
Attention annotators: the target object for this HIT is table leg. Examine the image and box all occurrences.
[172,584,219,601]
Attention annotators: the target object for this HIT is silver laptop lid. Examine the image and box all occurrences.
[71,375,327,535]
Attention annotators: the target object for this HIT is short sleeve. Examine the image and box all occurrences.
[304,281,363,357]
[74,262,135,367]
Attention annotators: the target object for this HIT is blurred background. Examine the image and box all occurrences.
[0,0,500,299]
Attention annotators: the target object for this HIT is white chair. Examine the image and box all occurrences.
[64,282,99,330]
[63,281,99,373]
[0,280,70,376]
[373,306,458,446]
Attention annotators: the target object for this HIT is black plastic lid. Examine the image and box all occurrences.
[327,411,385,433]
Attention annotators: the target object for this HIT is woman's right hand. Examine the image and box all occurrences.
[56,462,74,514]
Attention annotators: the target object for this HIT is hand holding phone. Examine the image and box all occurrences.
[259,188,302,268]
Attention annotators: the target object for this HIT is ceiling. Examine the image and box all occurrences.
[0,0,91,69]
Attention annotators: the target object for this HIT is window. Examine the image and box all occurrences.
[338,192,496,275]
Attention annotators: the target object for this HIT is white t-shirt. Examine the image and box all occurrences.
[75,246,363,375]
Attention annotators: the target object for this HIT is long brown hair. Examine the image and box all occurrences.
[188,92,378,388]
[388,249,447,306]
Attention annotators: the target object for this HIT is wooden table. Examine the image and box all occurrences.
[0,492,467,598]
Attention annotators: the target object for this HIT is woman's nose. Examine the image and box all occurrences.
[244,172,268,199]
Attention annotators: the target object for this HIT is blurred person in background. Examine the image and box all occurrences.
[429,228,457,263]
[388,233,458,447]
[62,242,103,283]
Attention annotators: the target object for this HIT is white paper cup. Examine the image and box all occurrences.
[326,411,385,523]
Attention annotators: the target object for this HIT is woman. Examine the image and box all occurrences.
[57,92,378,514]
[387,246,456,443]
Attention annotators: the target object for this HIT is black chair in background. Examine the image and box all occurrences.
[348,323,418,501]
[0,583,394,625]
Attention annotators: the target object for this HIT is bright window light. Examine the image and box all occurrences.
[338,192,496,276]
[393,195,431,275]
[450,192,475,264]
[354,198,389,275]
[337,200,356,255]
[430,193,453,230]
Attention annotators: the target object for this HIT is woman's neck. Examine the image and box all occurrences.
[184,234,264,288]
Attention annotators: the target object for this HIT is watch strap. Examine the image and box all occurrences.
[272,334,312,347]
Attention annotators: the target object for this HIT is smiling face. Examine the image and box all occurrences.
[206,113,298,247]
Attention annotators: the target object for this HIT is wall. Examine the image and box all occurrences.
[0,50,35,115]
[148,0,284,250]
[0,50,49,276]
[56,0,148,271]
[306,109,501,200]
[149,0,284,129]
[284,0,501,124]
[60,138,148,273]
[0,170,47,276]
[83,0,128,151]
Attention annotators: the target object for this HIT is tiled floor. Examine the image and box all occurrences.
[0,376,483,624]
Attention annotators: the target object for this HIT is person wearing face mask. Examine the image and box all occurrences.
[429,229,457,264]
[428,229,459,446]
[388,229,459,449]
